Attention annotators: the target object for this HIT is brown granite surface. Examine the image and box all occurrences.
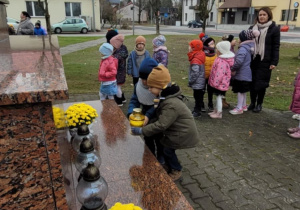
[0,102,67,209]
[58,100,193,210]
[0,35,68,106]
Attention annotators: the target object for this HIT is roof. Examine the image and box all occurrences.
[219,0,251,9]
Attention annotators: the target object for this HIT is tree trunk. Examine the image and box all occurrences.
[202,18,207,33]
[138,11,141,24]
[155,12,160,34]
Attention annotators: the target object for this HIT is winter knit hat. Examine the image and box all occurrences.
[139,58,158,79]
[239,29,260,42]
[99,43,114,59]
[136,36,146,46]
[147,65,171,89]
[203,37,215,47]
[152,35,166,47]
[216,41,235,57]
[199,32,208,42]
[222,34,234,42]
[110,34,124,49]
[106,29,118,43]
[189,39,203,51]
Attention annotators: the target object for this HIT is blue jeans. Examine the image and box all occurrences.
[163,147,182,171]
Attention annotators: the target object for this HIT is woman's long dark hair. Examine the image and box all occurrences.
[255,7,273,24]
[22,11,31,19]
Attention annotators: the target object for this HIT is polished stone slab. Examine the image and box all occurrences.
[58,100,193,210]
[0,102,67,209]
[0,35,68,105]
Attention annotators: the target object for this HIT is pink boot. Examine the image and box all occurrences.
[208,110,217,116]
[210,112,222,119]
[288,130,300,139]
[287,127,300,134]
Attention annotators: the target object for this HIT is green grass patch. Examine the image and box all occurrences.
[61,35,300,111]
[58,36,101,48]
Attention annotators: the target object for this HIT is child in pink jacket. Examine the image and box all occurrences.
[288,71,300,138]
[208,41,235,119]
[98,43,118,100]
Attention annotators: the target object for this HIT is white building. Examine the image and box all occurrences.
[182,0,217,26]
[5,0,101,31]
[117,2,147,22]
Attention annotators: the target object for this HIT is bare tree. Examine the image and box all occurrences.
[37,0,51,34]
[149,0,161,34]
[198,0,215,33]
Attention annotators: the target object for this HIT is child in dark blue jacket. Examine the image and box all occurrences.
[127,57,164,164]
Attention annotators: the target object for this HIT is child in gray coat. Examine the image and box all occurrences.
[230,29,260,115]
[187,39,206,118]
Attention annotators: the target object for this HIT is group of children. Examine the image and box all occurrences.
[188,29,260,119]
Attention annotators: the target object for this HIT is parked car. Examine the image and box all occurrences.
[51,18,88,34]
[7,17,19,32]
[188,20,203,28]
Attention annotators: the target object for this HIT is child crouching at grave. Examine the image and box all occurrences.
[131,65,200,181]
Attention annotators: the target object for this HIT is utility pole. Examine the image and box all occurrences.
[287,0,292,25]
[132,0,135,35]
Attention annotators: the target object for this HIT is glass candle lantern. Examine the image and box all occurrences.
[76,162,108,210]
[75,137,101,173]
[129,108,145,127]
[72,124,96,153]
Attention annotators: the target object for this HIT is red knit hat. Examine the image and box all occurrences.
[189,40,203,51]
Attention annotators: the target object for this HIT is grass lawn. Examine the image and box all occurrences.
[61,35,300,111]
[58,36,101,48]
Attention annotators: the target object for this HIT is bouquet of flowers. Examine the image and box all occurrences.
[52,106,67,129]
[65,103,98,128]
[109,202,142,210]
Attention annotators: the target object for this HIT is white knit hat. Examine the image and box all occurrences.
[216,41,235,58]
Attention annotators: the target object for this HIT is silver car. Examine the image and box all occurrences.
[51,18,89,34]
[7,17,19,32]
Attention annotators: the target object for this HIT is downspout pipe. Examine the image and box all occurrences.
[92,0,96,31]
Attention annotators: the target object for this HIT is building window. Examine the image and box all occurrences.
[191,0,193,6]
[26,1,44,17]
[65,2,81,17]
[210,12,213,21]
[293,9,298,21]
[185,13,187,21]
[281,9,298,21]
[242,10,248,21]
[281,10,286,21]
[186,0,188,6]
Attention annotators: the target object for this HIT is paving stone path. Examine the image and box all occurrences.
[60,93,300,210]
[59,33,300,209]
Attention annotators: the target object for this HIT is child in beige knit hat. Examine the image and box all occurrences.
[131,65,200,182]
[127,35,151,87]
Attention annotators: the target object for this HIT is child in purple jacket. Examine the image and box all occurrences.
[230,29,260,115]
[152,35,169,67]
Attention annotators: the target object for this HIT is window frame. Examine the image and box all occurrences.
[242,10,248,21]
[65,2,82,17]
[26,1,45,17]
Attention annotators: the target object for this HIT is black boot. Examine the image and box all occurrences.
[114,95,123,106]
[121,93,126,103]
[248,103,256,111]
[253,104,262,113]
